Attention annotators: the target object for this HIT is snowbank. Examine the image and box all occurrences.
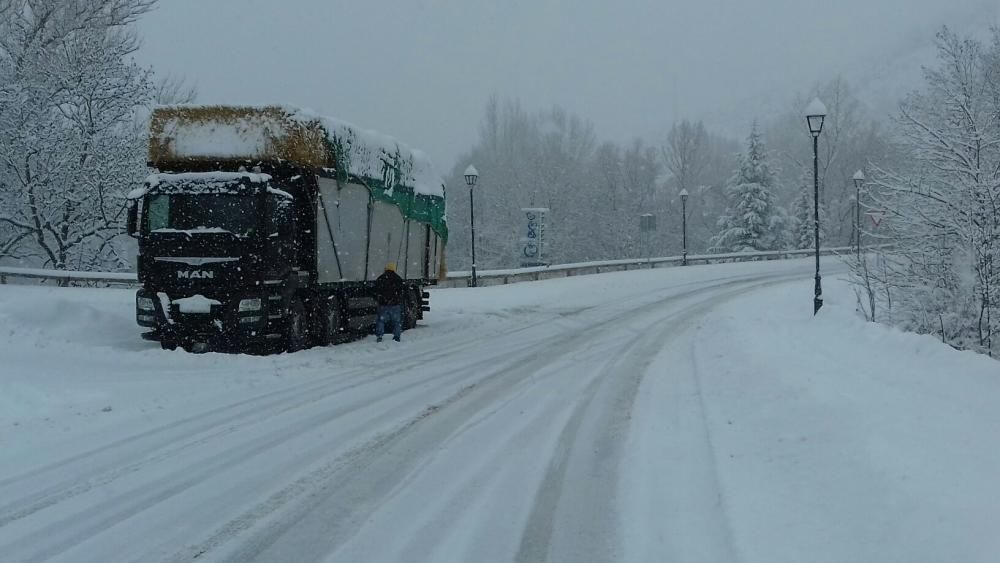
[683,278,1000,562]
[0,285,292,460]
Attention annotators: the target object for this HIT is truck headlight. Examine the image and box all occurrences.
[238,298,262,312]
[137,297,155,311]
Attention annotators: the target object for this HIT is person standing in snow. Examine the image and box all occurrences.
[374,262,405,343]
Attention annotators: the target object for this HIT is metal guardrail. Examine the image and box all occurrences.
[0,266,139,286]
[436,246,860,287]
[0,246,862,289]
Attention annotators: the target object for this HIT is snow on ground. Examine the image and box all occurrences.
[704,283,1000,562]
[0,257,997,562]
[0,285,285,450]
[623,276,1000,563]
[0,258,814,450]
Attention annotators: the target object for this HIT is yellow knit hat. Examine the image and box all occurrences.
[385,262,397,272]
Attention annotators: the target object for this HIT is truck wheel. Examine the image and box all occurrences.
[160,338,178,351]
[285,299,308,352]
[320,295,344,346]
[403,288,419,330]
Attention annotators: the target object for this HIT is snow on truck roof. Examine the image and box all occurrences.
[127,172,272,200]
[148,105,445,199]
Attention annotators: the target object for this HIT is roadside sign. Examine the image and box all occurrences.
[866,210,886,229]
[520,207,549,267]
[639,214,656,232]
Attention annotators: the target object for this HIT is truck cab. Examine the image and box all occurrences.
[128,169,308,352]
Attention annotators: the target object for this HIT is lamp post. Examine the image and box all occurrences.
[679,188,689,266]
[805,97,827,315]
[464,165,479,287]
[853,169,865,262]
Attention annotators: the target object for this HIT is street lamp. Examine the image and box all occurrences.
[464,165,479,287]
[853,169,865,261]
[679,189,689,266]
[805,97,827,315]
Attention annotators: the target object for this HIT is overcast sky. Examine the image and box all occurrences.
[137,0,999,171]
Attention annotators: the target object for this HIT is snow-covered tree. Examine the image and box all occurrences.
[0,0,155,270]
[447,97,665,269]
[662,120,709,196]
[861,27,1000,355]
[789,170,827,250]
[661,119,740,254]
[711,124,786,252]
[765,77,894,247]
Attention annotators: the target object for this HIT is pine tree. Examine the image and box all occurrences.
[790,171,826,250]
[765,205,792,251]
[710,123,784,252]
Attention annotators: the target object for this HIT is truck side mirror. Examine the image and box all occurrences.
[126,200,139,238]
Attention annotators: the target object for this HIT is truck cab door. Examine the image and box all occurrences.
[265,193,297,276]
[126,199,141,238]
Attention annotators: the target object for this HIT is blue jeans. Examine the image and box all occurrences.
[376,305,402,341]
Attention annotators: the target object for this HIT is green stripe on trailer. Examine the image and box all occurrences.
[342,174,448,244]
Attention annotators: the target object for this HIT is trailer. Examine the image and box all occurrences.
[126,106,447,353]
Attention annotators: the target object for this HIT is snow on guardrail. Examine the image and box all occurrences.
[439,246,865,287]
[0,245,871,288]
[0,266,138,285]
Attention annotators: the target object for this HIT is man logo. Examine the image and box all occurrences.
[177,270,214,280]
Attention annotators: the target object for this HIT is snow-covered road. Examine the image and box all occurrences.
[1,258,998,562]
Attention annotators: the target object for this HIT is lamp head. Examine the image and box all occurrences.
[805,97,827,136]
[464,165,479,187]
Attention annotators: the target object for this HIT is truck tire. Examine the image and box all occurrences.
[320,295,344,346]
[285,299,308,352]
[403,287,419,330]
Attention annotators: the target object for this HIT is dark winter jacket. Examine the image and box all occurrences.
[374,270,405,306]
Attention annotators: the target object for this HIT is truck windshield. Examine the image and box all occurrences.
[146,194,258,237]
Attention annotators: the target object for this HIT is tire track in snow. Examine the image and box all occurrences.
[515,282,769,563]
[0,272,799,563]
[0,310,573,530]
[176,348,593,563]
[0,330,582,563]
[685,320,745,562]
[178,277,787,563]
[0,302,567,493]
[5,285,668,563]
